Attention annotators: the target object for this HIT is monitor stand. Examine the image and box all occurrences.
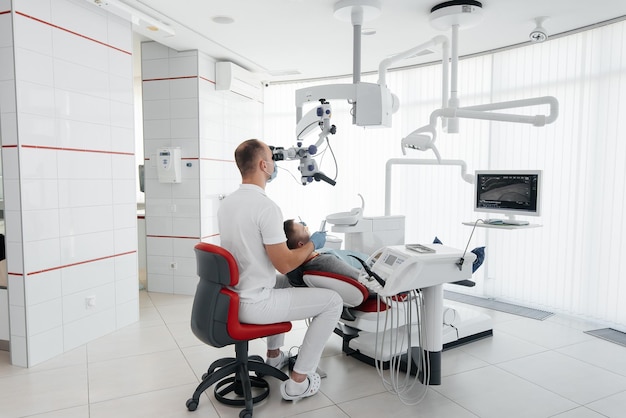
[501,215,529,226]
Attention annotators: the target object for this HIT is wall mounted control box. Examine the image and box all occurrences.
[157,147,182,183]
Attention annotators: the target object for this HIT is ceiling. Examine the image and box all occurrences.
[121,0,626,82]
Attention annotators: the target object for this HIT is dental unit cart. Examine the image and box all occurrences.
[339,244,478,385]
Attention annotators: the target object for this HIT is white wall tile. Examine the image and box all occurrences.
[0,46,15,80]
[61,258,114,296]
[146,273,173,294]
[114,227,137,254]
[147,255,176,276]
[143,119,171,139]
[22,209,61,242]
[112,179,136,204]
[146,236,173,257]
[146,216,174,237]
[8,275,25,306]
[16,80,55,117]
[109,49,132,78]
[54,58,109,99]
[0,80,17,112]
[170,78,198,99]
[0,14,13,48]
[143,99,170,120]
[15,47,54,86]
[57,151,112,180]
[114,276,137,305]
[142,58,169,80]
[110,101,133,129]
[113,203,137,229]
[145,198,175,215]
[57,118,110,150]
[52,29,107,71]
[173,256,196,277]
[171,118,198,138]
[0,112,18,146]
[173,238,198,258]
[27,297,62,336]
[110,126,134,154]
[170,198,200,218]
[111,154,135,179]
[6,243,24,274]
[25,270,62,306]
[173,275,199,296]
[23,238,61,275]
[58,179,113,208]
[169,55,197,78]
[63,282,114,324]
[59,206,113,237]
[18,147,58,179]
[115,298,139,328]
[21,179,59,210]
[106,15,132,52]
[9,336,27,367]
[141,41,169,60]
[28,327,64,366]
[64,308,116,351]
[170,98,199,119]
[114,252,137,281]
[172,217,199,238]
[142,80,170,100]
[9,302,26,336]
[198,52,216,81]
[17,113,57,147]
[110,73,133,104]
[59,231,115,266]
[13,12,53,56]
[55,89,110,126]
[51,0,108,45]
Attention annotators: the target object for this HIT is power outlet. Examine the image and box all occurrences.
[170,262,177,269]
[85,296,96,309]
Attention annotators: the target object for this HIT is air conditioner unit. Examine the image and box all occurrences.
[215,62,263,102]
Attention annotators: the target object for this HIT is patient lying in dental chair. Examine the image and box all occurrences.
[283,219,366,287]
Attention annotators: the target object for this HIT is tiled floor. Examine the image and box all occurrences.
[1,290,625,418]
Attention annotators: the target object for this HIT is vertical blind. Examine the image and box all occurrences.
[263,20,626,329]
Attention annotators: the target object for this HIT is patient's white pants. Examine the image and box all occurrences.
[239,279,342,375]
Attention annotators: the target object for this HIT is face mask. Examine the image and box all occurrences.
[264,161,277,182]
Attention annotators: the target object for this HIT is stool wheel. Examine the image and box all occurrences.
[186,398,198,411]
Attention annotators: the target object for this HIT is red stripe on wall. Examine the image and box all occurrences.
[199,76,216,85]
[146,235,201,240]
[0,10,11,15]
[21,145,133,156]
[22,250,137,276]
[143,76,197,82]
[15,11,131,55]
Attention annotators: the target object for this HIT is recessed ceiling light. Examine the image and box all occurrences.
[212,16,234,24]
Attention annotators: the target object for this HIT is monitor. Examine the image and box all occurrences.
[474,170,541,222]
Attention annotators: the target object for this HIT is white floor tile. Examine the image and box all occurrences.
[498,350,626,404]
[339,387,479,418]
[87,349,198,403]
[434,365,577,418]
[87,324,180,363]
[0,364,88,417]
[90,383,218,418]
[456,329,548,364]
[494,317,593,349]
[23,405,90,418]
[557,338,626,377]
[585,390,626,417]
